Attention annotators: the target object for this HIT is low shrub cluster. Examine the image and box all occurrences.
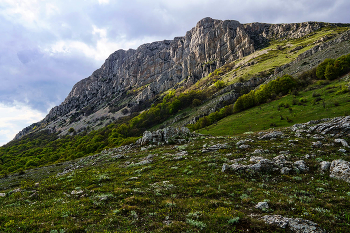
[233,75,298,112]
[316,54,350,80]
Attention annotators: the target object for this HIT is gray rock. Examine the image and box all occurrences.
[280,167,292,174]
[202,143,228,152]
[239,144,250,149]
[320,161,331,171]
[111,154,125,159]
[312,141,323,147]
[258,131,284,140]
[335,138,349,147]
[173,151,188,160]
[236,139,254,146]
[71,190,84,195]
[292,116,350,136]
[250,156,265,163]
[137,127,190,145]
[330,159,350,183]
[273,155,287,164]
[339,148,347,153]
[294,160,309,173]
[252,149,265,154]
[255,202,269,210]
[261,215,326,233]
[0,193,6,197]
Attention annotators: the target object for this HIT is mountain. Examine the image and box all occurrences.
[13,18,343,140]
[2,18,350,232]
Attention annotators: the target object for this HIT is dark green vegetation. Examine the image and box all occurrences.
[1,128,350,232]
[199,77,350,136]
[0,90,207,176]
[190,52,350,132]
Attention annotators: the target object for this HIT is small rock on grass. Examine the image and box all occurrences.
[330,159,350,183]
[320,161,331,172]
[334,138,349,148]
[255,202,269,210]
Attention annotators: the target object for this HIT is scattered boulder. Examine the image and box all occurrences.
[236,139,254,146]
[0,193,6,197]
[239,144,250,149]
[71,189,84,195]
[294,160,309,173]
[273,155,287,165]
[222,158,273,173]
[280,167,292,174]
[334,138,349,147]
[137,127,191,145]
[250,156,265,163]
[258,131,284,140]
[173,151,188,160]
[339,148,347,153]
[320,161,331,172]
[312,141,323,147]
[292,116,350,136]
[261,215,325,233]
[202,143,228,152]
[252,149,268,154]
[111,154,125,160]
[330,159,350,183]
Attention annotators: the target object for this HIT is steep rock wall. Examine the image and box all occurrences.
[15,18,334,140]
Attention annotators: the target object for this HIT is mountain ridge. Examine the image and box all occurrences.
[13,18,345,141]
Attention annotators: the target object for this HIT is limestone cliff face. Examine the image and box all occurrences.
[14,18,333,140]
[44,18,328,122]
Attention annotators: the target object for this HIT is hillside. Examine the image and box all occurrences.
[1,18,350,232]
[13,18,349,140]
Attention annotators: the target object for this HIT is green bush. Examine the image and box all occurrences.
[214,80,226,89]
[233,75,298,112]
[316,58,334,79]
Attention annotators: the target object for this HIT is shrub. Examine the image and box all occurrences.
[186,219,206,229]
[324,63,338,80]
[214,80,226,89]
[234,75,298,112]
[68,128,75,133]
[192,99,202,107]
[316,58,334,79]
[228,217,240,225]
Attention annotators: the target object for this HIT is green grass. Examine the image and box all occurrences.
[1,124,350,232]
[199,78,350,136]
[222,26,349,83]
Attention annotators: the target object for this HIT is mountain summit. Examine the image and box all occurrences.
[14,18,342,140]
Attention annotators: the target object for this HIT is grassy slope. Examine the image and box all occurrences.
[222,26,350,84]
[198,77,350,136]
[1,125,350,232]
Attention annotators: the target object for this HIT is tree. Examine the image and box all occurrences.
[324,63,338,80]
[316,58,334,79]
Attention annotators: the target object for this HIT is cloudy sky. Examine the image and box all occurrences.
[0,0,349,146]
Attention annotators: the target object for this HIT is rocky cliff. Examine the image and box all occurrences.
[14,18,336,140]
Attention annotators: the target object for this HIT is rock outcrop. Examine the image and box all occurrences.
[137,127,191,145]
[330,159,350,183]
[261,215,326,233]
[291,116,350,136]
[14,18,339,140]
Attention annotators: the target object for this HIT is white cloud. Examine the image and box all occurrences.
[98,0,110,5]
[0,101,45,146]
